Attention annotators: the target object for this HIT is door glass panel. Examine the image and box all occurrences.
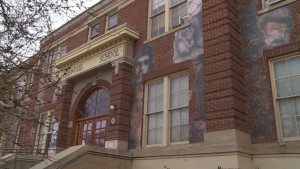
[82,132,86,140]
[96,121,101,129]
[101,120,106,128]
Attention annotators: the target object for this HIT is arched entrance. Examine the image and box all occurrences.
[75,87,110,147]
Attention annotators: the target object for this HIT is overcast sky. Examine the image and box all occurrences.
[52,0,100,30]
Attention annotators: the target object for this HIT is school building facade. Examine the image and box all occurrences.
[1,0,300,168]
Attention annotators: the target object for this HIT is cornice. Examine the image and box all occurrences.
[54,24,139,69]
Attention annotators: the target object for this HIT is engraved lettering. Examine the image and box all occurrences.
[99,46,122,63]
[65,63,83,77]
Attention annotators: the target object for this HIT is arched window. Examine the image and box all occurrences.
[76,88,110,147]
[81,88,110,118]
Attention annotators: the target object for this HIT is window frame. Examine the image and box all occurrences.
[106,12,118,31]
[15,72,33,101]
[89,23,100,40]
[14,125,24,151]
[49,48,59,79]
[269,53,300,142]
[259,0,296,14]
[43,43,67,83]
[143,71,189,147]
[147,0,188,39]
[0,132,6,148]
[60,44,68,58]
[34,110,54,155]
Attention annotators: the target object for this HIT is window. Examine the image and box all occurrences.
[107,13,118,30]
[0,132,6,148]
[43,46,65,82]
[144,73,189,146]
[170,0,187,28]
[149,0,187,38]
[35,111,54,154]
[60,45,67,57]
[270,55,300,141]
[82,89,110,118]
[260,0,296,13]
[50,49,58,76]
[90,23,100,39]
[15,73,33,100]
[14,125,24,150]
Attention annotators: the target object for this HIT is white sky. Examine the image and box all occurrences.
[52,0,100,30]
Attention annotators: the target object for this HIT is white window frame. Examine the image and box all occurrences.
[0,132,6,148]
[44,44,67,83]
[148,0,188,39]
[34,110,54,154]
[269,53,300,142]
[107,12,118,30]
[259,0,296,14]
[14,125,25,151]
[60,44,68,58]
[15,73,33,101]
[89,23,100,40]
[143,72,189,147]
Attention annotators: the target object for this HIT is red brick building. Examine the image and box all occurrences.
[1,0,300,168]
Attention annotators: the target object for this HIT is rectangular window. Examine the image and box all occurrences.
[260,0,296,13]
[60,45,67,57]
[150,0,165,37]
[44,46,66,82]
[15,73,33,100]
[90,23,100,39]
[14,126,24,150]
[146,80,164,145]
[0,132,6,148]
[149,0,187,38]
[170,0,187,28]
[144,73,189,146]
[271,55,300,141]
[107,13,118,30]
[43,52,50,74]
[50,49,58,75]
[35,111,54,154]
[169,74,189,142]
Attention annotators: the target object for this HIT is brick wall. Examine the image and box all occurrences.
[241,0,300,143]
[202,0,247,133]
[32,0,300,150]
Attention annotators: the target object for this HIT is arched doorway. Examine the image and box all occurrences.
[75,88,110,147]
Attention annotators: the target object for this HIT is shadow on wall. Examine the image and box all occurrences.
[129,45,154,149]
[241,0,292,141]
[129,0,209,148]
[173,0,206,142]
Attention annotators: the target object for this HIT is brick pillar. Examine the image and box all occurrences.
[105,62,132,151]
[56,81,73,150]
[202,0,247,133]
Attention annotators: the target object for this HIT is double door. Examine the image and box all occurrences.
[76,117,106,146]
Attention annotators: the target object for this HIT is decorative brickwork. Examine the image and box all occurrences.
[108,63,132,142]
[202,0,247,133]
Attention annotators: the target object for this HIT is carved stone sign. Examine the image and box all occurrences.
[63,44,125,79]
[99,45,124,63]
